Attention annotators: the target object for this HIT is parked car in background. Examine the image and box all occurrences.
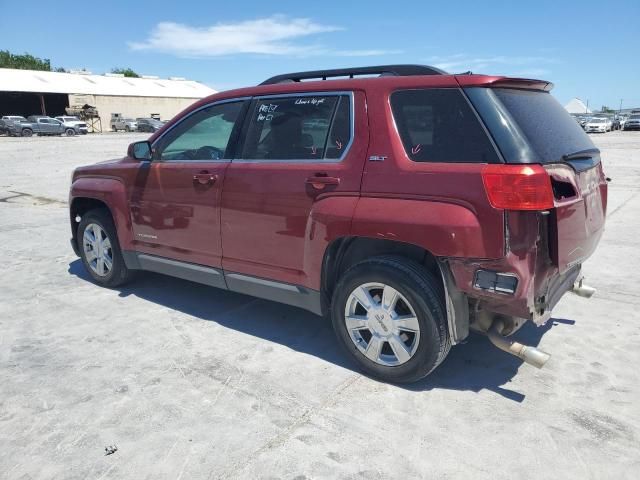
[611,116,621,130]
[3,116,65,137]
[575,115,589,130]
[1,115,28,124]
[25,116,66,136]
[619,115,628,129]
[1,116,28,135]
[69,64,607,383]
[0,119,9,135]
[55,116,89,135]
[111,118,138,132]
[623,114,640,131]
[585,117,609,133]
[136,118,164,133]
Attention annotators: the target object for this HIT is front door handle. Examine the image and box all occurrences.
[305,175,340,189]
[193,173,218,185]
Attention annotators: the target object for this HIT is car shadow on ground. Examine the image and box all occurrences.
[69,260,575,402]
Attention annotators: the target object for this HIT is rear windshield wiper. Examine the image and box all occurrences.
[562,148,600,161]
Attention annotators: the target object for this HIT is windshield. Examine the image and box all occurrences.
[630,115,640,120]
[468,87,596,164]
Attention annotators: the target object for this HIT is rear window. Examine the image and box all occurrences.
[390,89,499,163]
[492,88,594,162]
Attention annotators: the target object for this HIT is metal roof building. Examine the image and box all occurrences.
[0,68,216,131]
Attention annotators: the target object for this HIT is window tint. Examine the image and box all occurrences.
[492,88,594,163]
[241,95,350,160]
[157,101,243,161]
[390,89,499,163]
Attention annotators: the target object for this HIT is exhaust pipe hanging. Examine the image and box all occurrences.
[571,277,596,298]
[487,320,551,369]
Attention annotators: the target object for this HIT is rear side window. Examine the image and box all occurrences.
[241,94,351,160]
[492,88,594,163]
[390,89,499,163]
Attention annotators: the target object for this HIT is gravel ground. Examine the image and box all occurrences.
[1,131,639,479]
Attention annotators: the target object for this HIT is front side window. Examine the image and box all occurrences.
[390,89,499,163]
[241,94,351,160]
[156,101,243,161]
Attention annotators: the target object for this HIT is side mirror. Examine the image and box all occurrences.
[128,141,152,161]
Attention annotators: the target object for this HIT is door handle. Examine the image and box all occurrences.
[193,173,218,185]
[305,175,340,189]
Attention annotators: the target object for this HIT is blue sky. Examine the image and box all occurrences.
[1,0,639,109]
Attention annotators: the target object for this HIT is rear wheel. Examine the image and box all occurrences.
[77,209,133,287]
[331,256,450,383]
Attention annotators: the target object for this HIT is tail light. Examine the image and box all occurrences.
[482,164,554,210]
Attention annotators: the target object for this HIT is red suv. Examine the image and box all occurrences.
[69,65,607,383]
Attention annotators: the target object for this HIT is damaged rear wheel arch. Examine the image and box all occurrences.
[321,237,448,312]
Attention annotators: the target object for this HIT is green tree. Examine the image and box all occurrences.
[111,67,140,78]
[0,50,51,71]
[601,106,614,113]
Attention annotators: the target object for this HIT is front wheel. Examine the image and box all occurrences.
[77,209,134,287]
[21,128,33,137]
[65,128,75,136]
[331,256,451,383]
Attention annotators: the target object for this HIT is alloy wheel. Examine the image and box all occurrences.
[82,223,113,277]
[344,282,420,366]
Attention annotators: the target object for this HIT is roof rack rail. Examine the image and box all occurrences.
[259,64,447,85]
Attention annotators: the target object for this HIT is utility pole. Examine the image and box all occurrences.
[586,99,589,113]
[619,99,623,113]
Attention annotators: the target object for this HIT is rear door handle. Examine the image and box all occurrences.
[193,173,218,185]
[305,175,340,189]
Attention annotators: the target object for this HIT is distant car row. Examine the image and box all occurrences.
[0,115,88,137]
[0,115,168,137]
[572,113,640,133]
[111,117,166,133]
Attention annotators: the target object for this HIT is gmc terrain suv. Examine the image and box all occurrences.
[69,65,607,383]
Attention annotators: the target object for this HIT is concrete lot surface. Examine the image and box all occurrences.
[1,132,639,479]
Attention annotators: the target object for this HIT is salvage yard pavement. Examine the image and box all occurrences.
[1,132,639,479]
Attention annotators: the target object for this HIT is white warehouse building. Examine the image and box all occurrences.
[0,68,216,131]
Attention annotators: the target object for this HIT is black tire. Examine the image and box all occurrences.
[65,128,75,136]
[21,128,33,137]
[77,208,134,288]
[125,126,131,132]
[331,255,451,383]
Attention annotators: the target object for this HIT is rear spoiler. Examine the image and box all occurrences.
[456,75,554,92]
